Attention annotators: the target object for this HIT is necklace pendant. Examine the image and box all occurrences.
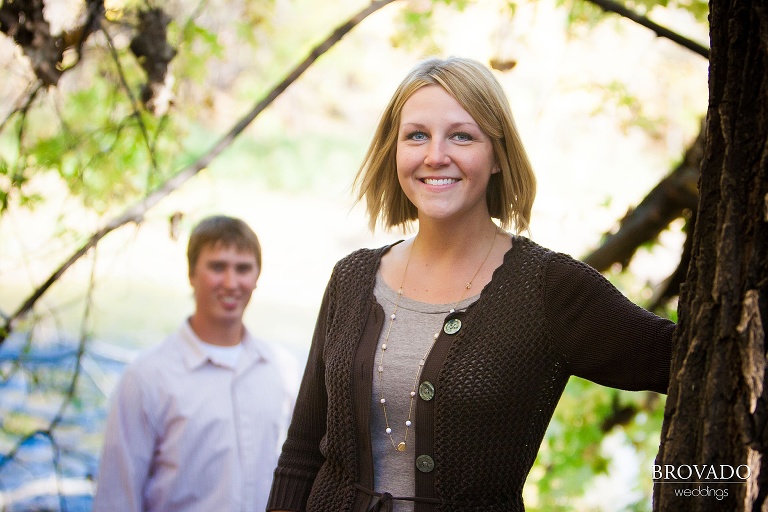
[397,442,406,452]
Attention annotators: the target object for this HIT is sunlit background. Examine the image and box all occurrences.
[0,0,708,509]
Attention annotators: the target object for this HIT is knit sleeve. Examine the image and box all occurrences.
[543,252,674,394]
[267,277,334,511]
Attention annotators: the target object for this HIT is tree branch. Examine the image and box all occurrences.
[0,83,42,134]
[646,207,695,311]
[584,0,710,59]
[0,0,398,345]
[582,122,704,272]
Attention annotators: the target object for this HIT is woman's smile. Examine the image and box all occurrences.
[421,177,460,186]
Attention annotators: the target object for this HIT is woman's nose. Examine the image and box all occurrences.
[423,140,450,167]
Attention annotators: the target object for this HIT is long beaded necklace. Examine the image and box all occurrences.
[377,230,499,452]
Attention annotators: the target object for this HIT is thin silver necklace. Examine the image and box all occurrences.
[377,230,498,452]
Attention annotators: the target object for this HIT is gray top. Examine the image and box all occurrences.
[370,272,479,511]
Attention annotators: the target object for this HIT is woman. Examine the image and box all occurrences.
[267,57,673,512]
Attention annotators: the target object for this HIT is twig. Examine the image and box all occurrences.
[48,248,97,512]
[0,83,43,133]
[101,23,159,173]
[48,248,96,431]
[584,0,710,59]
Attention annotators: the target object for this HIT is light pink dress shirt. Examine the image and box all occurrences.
[92,321,299,512]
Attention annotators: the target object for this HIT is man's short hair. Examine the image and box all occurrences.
[187,216,262,276]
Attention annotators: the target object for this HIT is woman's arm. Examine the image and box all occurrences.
[544,252,674,393]
[267,281,334,511]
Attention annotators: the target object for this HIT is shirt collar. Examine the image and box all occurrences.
[178,319,271,371]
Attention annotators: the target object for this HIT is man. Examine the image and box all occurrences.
[93,215,298,512]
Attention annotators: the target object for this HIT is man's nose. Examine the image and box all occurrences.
[222,268,237,287]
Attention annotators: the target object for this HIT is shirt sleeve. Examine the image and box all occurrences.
[271,342,302,458]
[267,280,333,511]
[543,251,675,393]
[92,365,157,512]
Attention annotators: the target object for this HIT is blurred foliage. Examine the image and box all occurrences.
[172,20,226,83]
[390,0,467,53]
[561,0,606,28]
[590,81,666,140]
[0,0,279,218]
[0,0,706,509]
[629,0,708,21]
[529,378,666,511]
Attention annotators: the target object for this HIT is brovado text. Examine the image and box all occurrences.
[654,464,751,481]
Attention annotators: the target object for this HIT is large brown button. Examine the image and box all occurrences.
[416,454,435,473]
[418,381,435,401]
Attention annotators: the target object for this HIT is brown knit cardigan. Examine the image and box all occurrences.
[267,236,673,512]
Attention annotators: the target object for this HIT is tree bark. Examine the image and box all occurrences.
[653,0,768,510]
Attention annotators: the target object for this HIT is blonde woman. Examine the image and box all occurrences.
[268,57,673,512]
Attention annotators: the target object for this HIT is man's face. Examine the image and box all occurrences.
[189,242,260,328]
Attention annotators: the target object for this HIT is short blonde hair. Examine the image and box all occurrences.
[354,57,536,232]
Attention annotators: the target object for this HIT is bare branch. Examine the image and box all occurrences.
[582,122,704,272]
[0,0,399,345]
[647,208,696,311]
[48,247,96,432]
[65,0,106,70]
[0,83,43,133]
[584,0,710,59]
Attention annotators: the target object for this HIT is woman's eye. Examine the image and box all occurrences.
[406,131,428,141]
[451,132,473,142]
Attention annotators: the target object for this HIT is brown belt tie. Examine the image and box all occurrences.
[354,484,447,512]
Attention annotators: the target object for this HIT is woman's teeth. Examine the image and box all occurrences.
[423,178,458,185]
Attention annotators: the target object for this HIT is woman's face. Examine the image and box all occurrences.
[396,85,498,225]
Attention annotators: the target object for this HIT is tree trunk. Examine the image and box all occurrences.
[653,0,768,510]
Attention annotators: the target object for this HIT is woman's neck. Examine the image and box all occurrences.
[413,216,499,261]
[379,214,510,304]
